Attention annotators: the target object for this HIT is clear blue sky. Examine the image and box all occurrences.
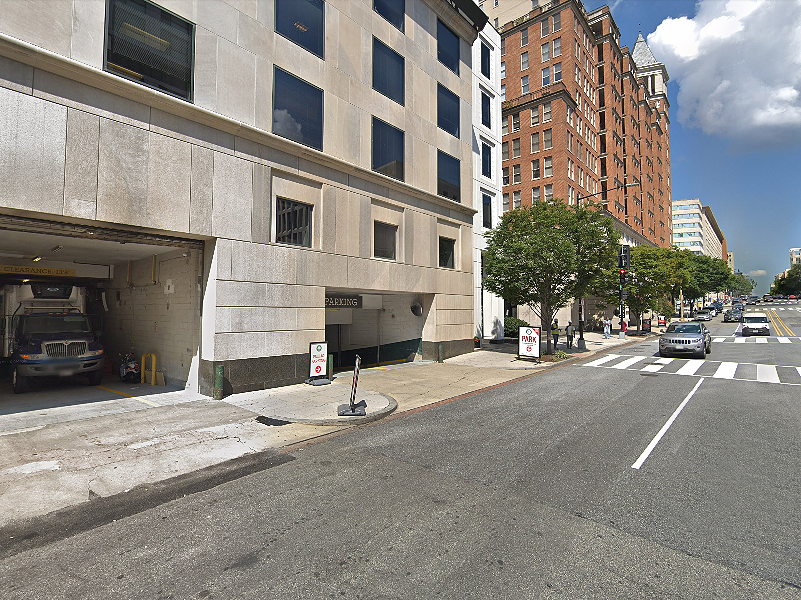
[583,0,801,295]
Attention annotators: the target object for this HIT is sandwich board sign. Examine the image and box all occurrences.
[518,326,541,361]
[309,342,328,378]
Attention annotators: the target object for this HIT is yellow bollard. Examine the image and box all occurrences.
[141,353,156,385]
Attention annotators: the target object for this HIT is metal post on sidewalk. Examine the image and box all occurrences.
[577,296,586,350]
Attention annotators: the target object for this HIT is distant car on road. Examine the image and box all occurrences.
[659,322,711,359]
[741,312,770,336]
[723,308,742,322]
[790,295,797,300]
[694,310,712,321]
[732,302,745,311]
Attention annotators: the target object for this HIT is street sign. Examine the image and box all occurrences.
[309,342,328,378]
[518,326,541,360]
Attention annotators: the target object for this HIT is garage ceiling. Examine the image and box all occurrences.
[0,229,185,265]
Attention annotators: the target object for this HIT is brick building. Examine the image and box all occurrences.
[494,0,672,248]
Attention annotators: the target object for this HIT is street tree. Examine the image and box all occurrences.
[483,200,619,354]
[729,272,756,298]
[773,264,801,296]
[598,246,675,332]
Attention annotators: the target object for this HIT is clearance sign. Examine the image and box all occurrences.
[0,264,77,277]
[518,326,541,361]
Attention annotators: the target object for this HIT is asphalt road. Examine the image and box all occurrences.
[1,302,800,599]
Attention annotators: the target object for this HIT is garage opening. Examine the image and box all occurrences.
[0,215,205,398]
[324,291,426,370]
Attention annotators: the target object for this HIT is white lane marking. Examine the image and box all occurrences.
[734,337,747,343]
[757,364,781,384]
[755,338,768,344]
[611,356,647,369]
[641,357,674,372]
[797,367,801,378]
[713,362,737,379]
[632,378,705,470]
[0,425,46,437]
[713,337,726,342]
[655,357,674,365]
[584,354,621,367]
[777,337,791,344]
[676,360,704,376]
[0,460,61,476]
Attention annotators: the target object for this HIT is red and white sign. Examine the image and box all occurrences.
[309,342,328,378]
[518,326,541,359]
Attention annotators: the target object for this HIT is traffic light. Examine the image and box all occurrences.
[618,245,630,269]
[619,268,627,285]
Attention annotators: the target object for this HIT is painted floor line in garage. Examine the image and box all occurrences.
[95,385,162,407]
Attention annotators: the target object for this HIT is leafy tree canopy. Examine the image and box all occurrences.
[483,200,619,353]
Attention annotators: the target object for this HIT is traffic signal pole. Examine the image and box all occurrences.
[619,245,629,339]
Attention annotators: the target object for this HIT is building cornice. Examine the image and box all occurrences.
[0,32,476,219]
[501,81,575,116]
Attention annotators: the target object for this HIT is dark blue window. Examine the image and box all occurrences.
[275,0,324,58]
[481,142,491,178]
[273,67,323,151]
[374,0,404,31]
[373,37,404,105]
[437,20,459,74]
[481,91,491,128]
[437,84,459,138]
[372,117,404,181]
[481,42,491,79]
[482,193,492,228]
[437,150,460,203]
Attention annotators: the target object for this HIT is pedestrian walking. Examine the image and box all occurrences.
[551,319,560,348]
[603,317,611,339]
[565,321,575,349]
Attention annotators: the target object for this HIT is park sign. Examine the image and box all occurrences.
[309,342,328,378]
[518,326,541,361]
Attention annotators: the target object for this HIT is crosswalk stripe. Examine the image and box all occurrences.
[611,356,647,369]
[713,337,726,342]
[585,353,621,367]
[757,364,781,383]
[777,337,792,344]
[755,338,768,344]
[713,362,737,379]
[797,367,801,378]
[676,361,704,376]
[734,337,747,343]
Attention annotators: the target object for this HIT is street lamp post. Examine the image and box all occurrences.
[574,182,639,350]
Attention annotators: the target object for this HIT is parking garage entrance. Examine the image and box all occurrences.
[324,291,425,370]
[0,214,206,401]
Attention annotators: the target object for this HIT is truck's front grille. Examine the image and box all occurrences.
[45,341,87,358]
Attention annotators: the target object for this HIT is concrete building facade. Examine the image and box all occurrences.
[791,248,801,266]
[471,20,504,343]
[0,0,487,395]
[671,199,727,260]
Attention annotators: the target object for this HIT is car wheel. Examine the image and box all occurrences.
[12,368,29,394]
[706,342,711,355]
[87,370,103,386]
[694,348,706,359]
[659,350,668,358]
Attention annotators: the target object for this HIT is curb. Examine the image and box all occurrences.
[270,394,398,426]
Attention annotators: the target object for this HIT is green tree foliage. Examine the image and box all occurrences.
[772,264,801,295]
[483,200,619,353]
[728,272,756,297]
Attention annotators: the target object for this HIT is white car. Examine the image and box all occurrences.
[741,312,770,336]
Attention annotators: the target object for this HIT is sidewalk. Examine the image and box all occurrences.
[0,330,647,528]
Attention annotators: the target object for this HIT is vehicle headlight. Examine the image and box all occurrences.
[21,353,47,360]
[87,349,103,357]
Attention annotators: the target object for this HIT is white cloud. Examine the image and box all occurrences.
[273,109,303,142]
[648,0,801,148]
[746,269,767,277]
